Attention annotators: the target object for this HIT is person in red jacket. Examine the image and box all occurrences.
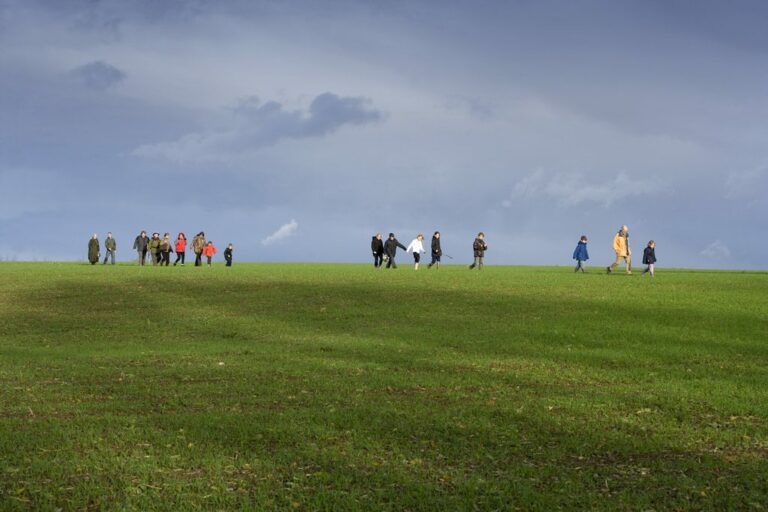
[173,233,187,266]
[202,241,217,266]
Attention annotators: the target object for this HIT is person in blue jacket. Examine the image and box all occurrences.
[572,235,589,272]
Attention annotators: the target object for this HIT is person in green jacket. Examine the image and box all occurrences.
[103,232,117,265]
[148,232,162,266]
[88,233,100,265]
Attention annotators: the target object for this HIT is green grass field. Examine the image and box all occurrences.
[1,262,767,510]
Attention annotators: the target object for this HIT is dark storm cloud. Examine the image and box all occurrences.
[70,60,126,90]
[133,93,383,164]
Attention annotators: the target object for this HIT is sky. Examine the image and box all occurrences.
[1,0,767,268]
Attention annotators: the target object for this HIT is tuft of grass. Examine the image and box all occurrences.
[1,262,767,510]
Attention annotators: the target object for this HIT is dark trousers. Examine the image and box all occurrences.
[225,257,232,267]
[160,251,171,266]
[469,256,484,269]
[174,252,185,265]
[386,255,397,269]
[138,250,147,265]
[373,253,383,267]
[574,260,586,272]
[103,249,115,265]
[151,252,160,266]
[429,254,440,267]
[195,251,203,267]
[206,256,212,266]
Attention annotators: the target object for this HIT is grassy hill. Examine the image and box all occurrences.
[1,262,767,510]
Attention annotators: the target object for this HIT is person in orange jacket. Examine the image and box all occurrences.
[202,241,217,266]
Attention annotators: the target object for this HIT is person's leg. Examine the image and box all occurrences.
[574,260,581,272]
[391,257,397,269]
[414,252,420,270]
[478,256,484,270]
[207,256,212,266]
[625,255,632,273]
[110,250,115,264]
[103,251,108,264]
[649,263,654,277]
[180,252,185,265]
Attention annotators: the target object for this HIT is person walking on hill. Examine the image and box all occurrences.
[469,232,487,270]
[607,225,631,274]
[203,241,217,266]
[572,235,589,273]
[173,233,187,266]
[192,232,206,267]
[224,243,234,267]
[88,233,100,265]
[159,233,173,267]
[384,233,407,269]
[133,231,149,266]
[406,234,426,270]
[148,232,162,266]
[642,240,657,278]
[103,232,117,265]
[371,233,385,268]
[428,231,442,269]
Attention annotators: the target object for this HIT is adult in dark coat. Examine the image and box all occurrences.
[371,233,384,268]
[88,234,100,265]
[383,233,406,269]
[428,231,442,269]
[133,231,149,266]
[469,232,487,270]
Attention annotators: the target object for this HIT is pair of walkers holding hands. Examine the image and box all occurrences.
[371,232,488,270]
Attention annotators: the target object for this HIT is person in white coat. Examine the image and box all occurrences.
[405,234,426,270]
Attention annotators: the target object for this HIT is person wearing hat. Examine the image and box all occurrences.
[383,233,407,269]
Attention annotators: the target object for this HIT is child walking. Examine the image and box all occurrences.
[572,235,589,272]
[406,234,426,270]
[642,240,657,277]
[174,233,187,266]
[371,233,384,268]
[203,241,217,266]
[224,243,233,267]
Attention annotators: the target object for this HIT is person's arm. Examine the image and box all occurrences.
[397,240,407,251]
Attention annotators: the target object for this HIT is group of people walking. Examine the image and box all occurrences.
[370,232,488,270]
[87,232,234,267]
[572,224,658,277]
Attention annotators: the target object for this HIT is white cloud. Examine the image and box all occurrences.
[505,169,664,208]
[700,240,731,260]
[262,219,298,246]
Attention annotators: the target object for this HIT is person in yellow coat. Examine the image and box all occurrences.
[607,225,631,274]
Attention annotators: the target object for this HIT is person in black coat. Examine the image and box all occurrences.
[223,243,234,267]
[641,240,657,277]
[371,233,384,268]
[469,232,488,270]
[383,233,406,269]
[428,231,442,269]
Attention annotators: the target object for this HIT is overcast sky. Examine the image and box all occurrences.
[1,0,767,268]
